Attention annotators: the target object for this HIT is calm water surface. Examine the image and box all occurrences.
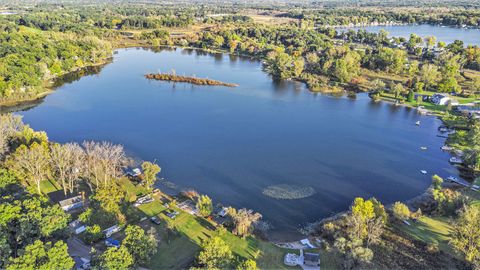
[15,48,458,240]
[338,24,480,46]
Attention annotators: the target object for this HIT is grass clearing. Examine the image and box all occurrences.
[393,216,453,253]
[136,196,296,269]
[40,179,61,194]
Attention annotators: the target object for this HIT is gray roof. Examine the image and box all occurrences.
[304,252,320,262]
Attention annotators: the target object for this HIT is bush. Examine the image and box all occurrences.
[427,243,440,254]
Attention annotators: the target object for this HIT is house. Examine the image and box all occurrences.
[304,252,320,267]
[126,167,142,177]
[69,220,86,235]
[430,93,451,105]
[58,195,84,212]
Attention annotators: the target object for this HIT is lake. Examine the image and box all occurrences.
[337,24,480,46]
[14,47,458,240]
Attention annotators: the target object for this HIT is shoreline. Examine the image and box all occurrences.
[1,45,465,244]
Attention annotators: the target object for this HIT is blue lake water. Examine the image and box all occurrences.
[14,47,458,240]
[338,24,480,46]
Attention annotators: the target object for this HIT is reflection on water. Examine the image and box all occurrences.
[15,47,458,240]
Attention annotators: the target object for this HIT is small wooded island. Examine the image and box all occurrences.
[145,73,238,87]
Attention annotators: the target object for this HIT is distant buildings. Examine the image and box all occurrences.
[455,105,480,119]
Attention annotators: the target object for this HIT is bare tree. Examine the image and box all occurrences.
[228,208,262,237]
[82,141,127,190]
[50,143,85,195]
[0,114,24,158]
[8,142,50,193]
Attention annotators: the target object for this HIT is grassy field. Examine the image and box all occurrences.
[393,216,454,253]
[40,179,62,194]
[134,193,297,269]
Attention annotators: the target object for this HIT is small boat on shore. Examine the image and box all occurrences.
[446,176,459,182]
[449,156,463,164]
[441,145,453,151]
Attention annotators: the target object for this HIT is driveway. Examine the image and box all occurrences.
[67,236,91,259]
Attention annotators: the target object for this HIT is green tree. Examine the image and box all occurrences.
[450,205,480,268]
[84,224,103,244]
[431,175,443,190]
[196,195,213,217]
[197,237,233,269]
[236,259,258,270]
[419,64,440,90]
[6,240,74,270]
[425,36,437,49]
[392,202,410,221]
[391,83,405,99]
[123,225,157,266]
[96,246,134,270]
[141,161,161,189]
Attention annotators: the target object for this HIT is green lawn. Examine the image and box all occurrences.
[394,216,453,253]
[40,179,61,194]
[136,197,296,269]
[117,177,149,202]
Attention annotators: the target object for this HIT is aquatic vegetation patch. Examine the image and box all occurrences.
[145,72,238,87]
[262,184,316,200]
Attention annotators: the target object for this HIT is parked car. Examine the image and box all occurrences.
[105,238,120,248]
[150,216,161,225]
[164,209,179,219]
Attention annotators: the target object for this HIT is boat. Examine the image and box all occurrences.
[438,126,449,133]
[449,157,463,164]
[420,146,427,150]
[415,121,420,126]
[420,170,427,174]
[441,145,453,151]
[446,176,458,182]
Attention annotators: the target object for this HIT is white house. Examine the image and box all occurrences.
[58,195,84,212]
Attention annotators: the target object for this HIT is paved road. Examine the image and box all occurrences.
[67,237,91,259]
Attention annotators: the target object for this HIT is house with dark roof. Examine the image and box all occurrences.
[304,252,320,267]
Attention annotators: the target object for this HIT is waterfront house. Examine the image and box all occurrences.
[126,167,142,177]
[58,195,84,212]
[430,93,451,105]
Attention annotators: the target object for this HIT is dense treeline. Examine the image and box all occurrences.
[283,8,480,27]
[0,23,111,102]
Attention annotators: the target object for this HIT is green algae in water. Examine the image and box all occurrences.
[262,184,316,200]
